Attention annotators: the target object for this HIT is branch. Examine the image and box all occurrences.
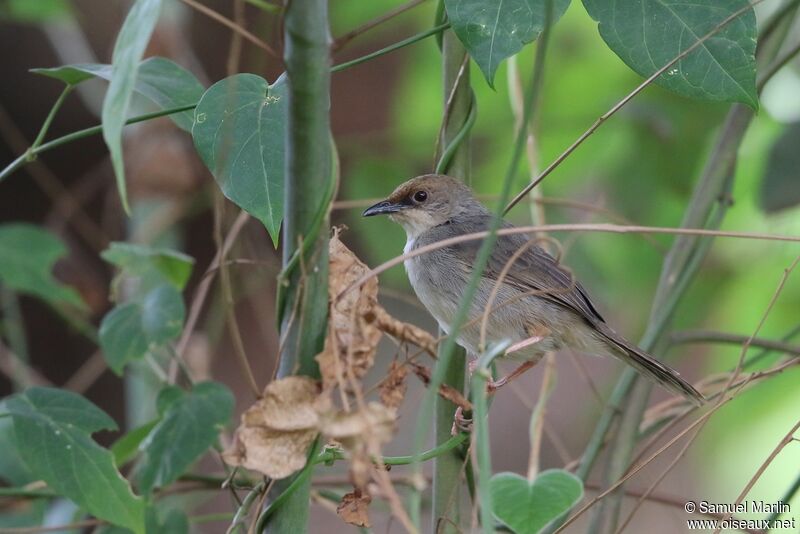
[670,330,800,355]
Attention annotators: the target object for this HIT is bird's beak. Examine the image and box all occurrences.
[363,199,404,217]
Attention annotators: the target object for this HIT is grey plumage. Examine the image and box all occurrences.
[364,174,705,405]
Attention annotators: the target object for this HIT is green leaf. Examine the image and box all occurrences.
[99,284,185,374]
[582,0,758,108]
[101,0,164,213]
[102,242,194,290]
[490,470,583,534]
[0,224,85,310]
[7,388,145,534]
[110,419,159,467]
[760,121,800,213]
[32,57,203,131]
[444,0,571,86]
[141,285,185,342]
[192,73,288,245]
[136,382,234,494]
[0,413,35,486]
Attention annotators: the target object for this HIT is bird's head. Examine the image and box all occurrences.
[362,174,485,238]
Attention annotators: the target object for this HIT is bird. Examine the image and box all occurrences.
[362,174,705,405]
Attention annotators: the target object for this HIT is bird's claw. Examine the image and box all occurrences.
[451,406,473,435]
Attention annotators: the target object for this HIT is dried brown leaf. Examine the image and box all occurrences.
[222,376,322,479]
[337,489,372,528]
[319,402,396,444]
[380,361,408,410]
[223,426,317,480]
[319,232,382,390]
[255,376,321,431]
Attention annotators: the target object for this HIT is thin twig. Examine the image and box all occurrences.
[339,223,800,302]
[180,0,280,59]
[171,210,250,382]
[504,0,766,214]
[671,330,800,355]
[714,418,800,533]
[333,0,428,51]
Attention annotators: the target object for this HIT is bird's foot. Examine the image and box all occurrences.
[451,406,473,435]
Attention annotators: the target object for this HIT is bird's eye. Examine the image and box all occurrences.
[413,190,428,203]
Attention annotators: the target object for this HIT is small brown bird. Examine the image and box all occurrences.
[363,174,704,405]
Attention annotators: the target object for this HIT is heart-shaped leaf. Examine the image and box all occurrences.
[490,470,583,534]
[760,121,800,213]
[32,57,204,131]
[582,0,757,108]
[0,223,85,310]
[136,382,234,494]
[192,73,288,245]
[6,388,145,534]
[444,0,571,87]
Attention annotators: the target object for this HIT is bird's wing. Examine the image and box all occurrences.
[440,215,606,325]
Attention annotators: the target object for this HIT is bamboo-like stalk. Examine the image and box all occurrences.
[432,27,471,534]
[263,0,332,531]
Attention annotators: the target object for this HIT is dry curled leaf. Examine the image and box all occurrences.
[380,361,408,410]
[222,376,321,479]
[319,402,396,488]
[223,426,317,480]
[318,231,383,390]
[319,402,396,445]
[337,489,372,528]
[256,375,322,431]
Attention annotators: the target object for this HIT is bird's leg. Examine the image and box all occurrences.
[487,326,549,392]
[487,356,542,392]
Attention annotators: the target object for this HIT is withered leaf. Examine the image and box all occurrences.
[255,375,321,431]
[337,489,372,528]
[380,361,408,410]
[222,376,321,479]
[222,426,317,480]
[319,402,395,445]
[318,232,382,390]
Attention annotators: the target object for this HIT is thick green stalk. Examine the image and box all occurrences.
[264,0,331,532]
[432,27,471,534]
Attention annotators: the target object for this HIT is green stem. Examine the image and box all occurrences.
[30,85,74,151]
[227,481,266,534]
[316,432,470,466]
[431,24,472,534]
[409,6,550,531]
[0,103,196,183]
[1,26,447,185]
[257,441,322,533]
[331,22,450,73]
[263,0,332,530]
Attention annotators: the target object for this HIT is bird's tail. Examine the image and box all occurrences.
[596,324,705,406]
